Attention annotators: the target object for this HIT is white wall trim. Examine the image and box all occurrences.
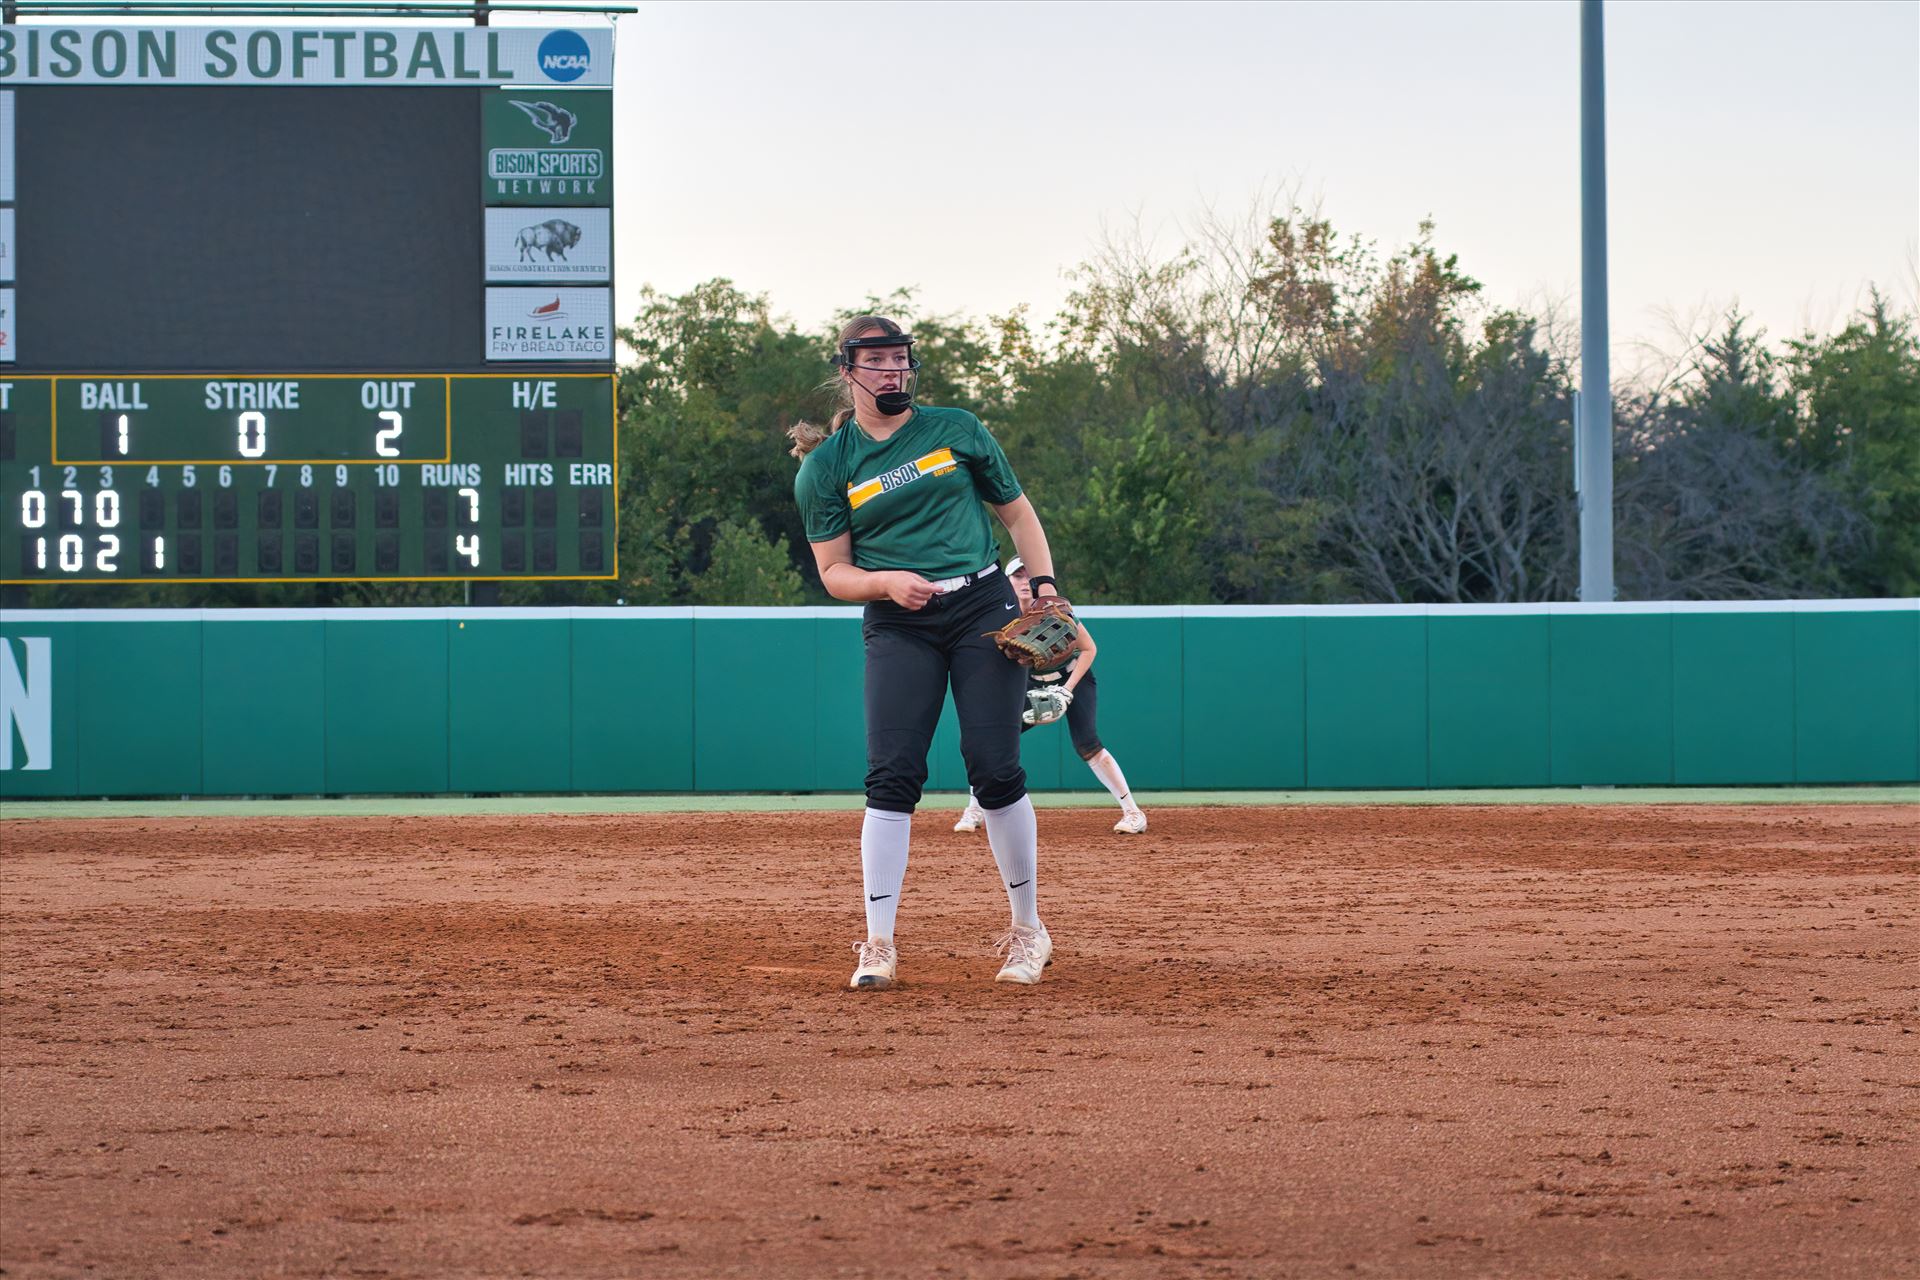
[2,598,1913,625]
[569,606,696,620]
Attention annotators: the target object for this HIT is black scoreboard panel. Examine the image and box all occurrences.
[11,87,480,371]
[0,373,617,582]
[4,45,618,583]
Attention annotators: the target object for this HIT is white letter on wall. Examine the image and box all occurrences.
[1,636,52,771]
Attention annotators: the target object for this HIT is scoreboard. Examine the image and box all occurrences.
[4,373,613,579]
[0,20,621,583]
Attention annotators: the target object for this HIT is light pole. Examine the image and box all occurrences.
[1579,0,1615,602]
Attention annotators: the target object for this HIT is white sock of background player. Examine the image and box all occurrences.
[981,795,1040,927]
[965,787,982,814]
[860,807,911,940]
[1086,750,1141,814]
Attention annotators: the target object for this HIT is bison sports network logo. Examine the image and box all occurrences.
[483,87,609,205]
[537,30,590,83]
[510,99,575,143]
[487,99,602,195]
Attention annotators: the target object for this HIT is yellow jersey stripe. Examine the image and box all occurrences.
[847,449,959,510]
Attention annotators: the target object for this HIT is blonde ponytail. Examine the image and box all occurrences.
[786,419,830,458]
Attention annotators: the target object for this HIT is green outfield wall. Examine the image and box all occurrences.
[2,602,1914,797]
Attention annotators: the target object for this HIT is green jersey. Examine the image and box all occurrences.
[794,405,1022,580]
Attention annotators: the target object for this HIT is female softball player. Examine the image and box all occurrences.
[790,315,1063,991]
[953,557,1148,836]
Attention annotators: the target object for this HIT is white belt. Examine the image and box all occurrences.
[929,561,1000,595]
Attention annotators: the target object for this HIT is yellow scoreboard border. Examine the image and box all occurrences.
[2,372,620,585]
[46,373,455,467]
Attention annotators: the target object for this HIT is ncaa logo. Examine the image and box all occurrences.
[537,30,591,82]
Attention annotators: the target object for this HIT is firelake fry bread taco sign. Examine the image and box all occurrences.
[485,288,612,360]
[0,25,613,86]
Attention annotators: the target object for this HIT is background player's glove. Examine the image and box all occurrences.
[988,596,1080,672]
[1022,685,1073,726]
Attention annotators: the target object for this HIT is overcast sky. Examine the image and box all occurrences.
[25,0,1916,377]
[608,0,1918,376]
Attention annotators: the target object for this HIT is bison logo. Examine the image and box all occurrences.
[516,219,585,263]
[508,99,578,144]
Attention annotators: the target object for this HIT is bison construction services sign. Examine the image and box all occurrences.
[484,208,610,283]
[485,288,611,361]
[0,26,612,87]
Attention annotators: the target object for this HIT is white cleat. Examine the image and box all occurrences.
[1114,809,1148,835]
[953,806,985,833]
[992,922,1053,985]
[849,937,898,990]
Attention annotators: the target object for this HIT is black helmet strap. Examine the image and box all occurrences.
[834,332,920,417]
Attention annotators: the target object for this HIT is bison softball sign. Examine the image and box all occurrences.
[0,25,611,87]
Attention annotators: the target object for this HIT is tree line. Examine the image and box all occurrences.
[29,206,1919,607]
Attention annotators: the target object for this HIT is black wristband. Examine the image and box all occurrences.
[1028,574,1059,594]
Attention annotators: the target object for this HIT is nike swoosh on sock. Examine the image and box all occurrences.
[868,893,892,902]
[1007,879,1030,890]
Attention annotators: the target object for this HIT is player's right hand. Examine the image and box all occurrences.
[887,572,938,610]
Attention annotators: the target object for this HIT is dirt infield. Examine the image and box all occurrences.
[2,804,1915,1279]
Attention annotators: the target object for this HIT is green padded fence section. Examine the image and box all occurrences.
[1093,617,1185,789]
[203,620,326,796]
[691,613,818,792]
[1182,616,1305,788]
[814,615,869,794]
[1550,612,1675,786]
[1307,615,1427,788]
[449,617,572,794]
[78,620,203,797]
[1429,613,1550,787]
[324,618,448,795]
[1794,609,1920,784]
[2,604,1915,797]
[1673,612,1796,784]
[570,615,693,792]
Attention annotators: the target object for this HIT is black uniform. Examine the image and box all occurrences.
[1024,666,1103,761]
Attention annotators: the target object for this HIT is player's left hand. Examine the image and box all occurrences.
[1022,685,1073,726]
[989,595,1079,671]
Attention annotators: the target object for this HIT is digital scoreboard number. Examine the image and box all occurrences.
[0,21,620,583]
[1,374,614,581]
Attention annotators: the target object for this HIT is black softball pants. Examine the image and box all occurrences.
[862,572,1029,814]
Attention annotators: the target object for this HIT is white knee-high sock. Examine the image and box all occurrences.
[981,794,1039,927]
[861,807,911,940]
[1086,750,1139,813]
